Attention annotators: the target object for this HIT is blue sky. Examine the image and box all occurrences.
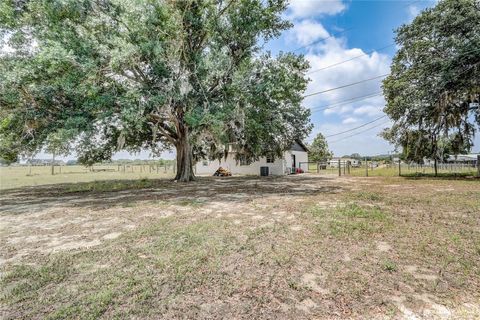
[260,0,480,157]
[35,0,480,161]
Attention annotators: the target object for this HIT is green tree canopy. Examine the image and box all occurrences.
[44,128,76,174]
[382,0,480,174]
[308,133,332,162]
[0,0,312,181]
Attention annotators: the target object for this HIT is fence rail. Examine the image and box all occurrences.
[300,160,480,177]
[299,161,353,176]
[15,163,178,176]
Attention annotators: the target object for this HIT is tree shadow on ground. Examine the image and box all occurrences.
[0,175,343,214]
[401,172,480,181]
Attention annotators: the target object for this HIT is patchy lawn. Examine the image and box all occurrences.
[1,175,479,319]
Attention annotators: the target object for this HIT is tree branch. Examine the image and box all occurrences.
[149,113,178,142]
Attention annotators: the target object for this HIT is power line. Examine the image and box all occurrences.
[293,27,354,52]
[308,47,480,108]
[324,115,387,138]
[303,74,389,98]
[307,43,395,75]
[328,120,390,143]
[306,114,387,142]
[310,92,383,113]
[314,49,480,143]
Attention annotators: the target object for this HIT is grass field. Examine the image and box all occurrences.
[1,172,479,319]
[2,164,477,191]
[0,165,175,190]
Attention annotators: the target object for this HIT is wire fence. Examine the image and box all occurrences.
[9,163,178,176]
[300,159,480,177]
[299,161,354,176]
[0,164,179,190]
[397,162,479,177]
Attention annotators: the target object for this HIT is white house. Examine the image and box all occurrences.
[446,154,479,165]
[195,140,308,176]
[327,157,361,168]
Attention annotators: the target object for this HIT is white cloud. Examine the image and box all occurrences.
[290,19,392,156]
[290,20,329,46]
[342,117,358,124]
[353,103,384,117]
[324,104,352,115]
[303,35,390,109]
[408,5,420,19]
[288,0,347,18]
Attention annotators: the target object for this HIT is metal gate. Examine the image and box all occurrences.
[299,160,352,176]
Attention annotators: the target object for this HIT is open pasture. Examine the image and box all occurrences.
[0,165,175,190]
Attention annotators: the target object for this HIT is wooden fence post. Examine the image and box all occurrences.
[365,157,368,177]
[338,159,341,176]
[399,160,401,176]
[477,155,480,177]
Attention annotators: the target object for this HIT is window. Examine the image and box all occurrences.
[266,154,274,163]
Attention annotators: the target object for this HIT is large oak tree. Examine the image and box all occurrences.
[0,0,312,181]
[382,0,480,175]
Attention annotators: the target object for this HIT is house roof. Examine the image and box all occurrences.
[292,140,309,152]
[225,140,309,153]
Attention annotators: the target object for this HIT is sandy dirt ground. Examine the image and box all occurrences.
[1,174,479,319]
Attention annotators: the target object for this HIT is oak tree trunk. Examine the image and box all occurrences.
[174,128,195,182]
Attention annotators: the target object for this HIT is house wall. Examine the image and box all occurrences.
[285,150,309,172]
[195,153,285,176]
